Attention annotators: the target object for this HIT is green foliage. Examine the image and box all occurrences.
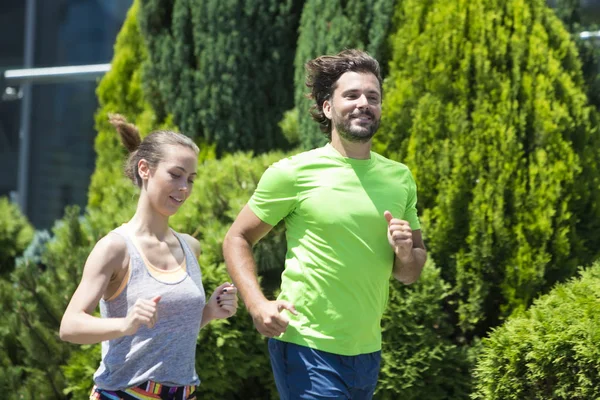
[196,263,276,400]
[0,206,94,399]
[279,108,300,146]
[138,0,303,155]
[61,344,101,399]
[377,261,473,400]
[293,0,399,149]
[0,197,34,277]
[472,261,600,400]
[375,0,600,339]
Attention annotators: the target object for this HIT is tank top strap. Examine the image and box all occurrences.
[171,230,194,261]
[171,230,202,277]
[111,225,144,274]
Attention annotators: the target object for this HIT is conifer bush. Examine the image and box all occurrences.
[472,261,600,400]
[137,0,303,155]
[0,197,34,277]
[0,206,94,399]
[375,0,600,339]
[377,261,472,400]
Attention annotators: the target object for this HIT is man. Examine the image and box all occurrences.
[223,49,427,399]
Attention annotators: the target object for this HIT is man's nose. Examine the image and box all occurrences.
[356,94,369,108]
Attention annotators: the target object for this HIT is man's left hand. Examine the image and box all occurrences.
[384,211,413,261]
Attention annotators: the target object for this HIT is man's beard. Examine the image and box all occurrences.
[333,109,380,143]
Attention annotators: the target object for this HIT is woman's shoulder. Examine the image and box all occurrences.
[176,232,201,258]
[89,230,130,270]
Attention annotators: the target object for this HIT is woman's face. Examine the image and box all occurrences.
[141,144,198,217]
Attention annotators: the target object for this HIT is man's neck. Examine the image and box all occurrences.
[330,133,372,159]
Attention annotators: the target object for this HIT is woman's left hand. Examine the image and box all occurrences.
[205,282,238,320]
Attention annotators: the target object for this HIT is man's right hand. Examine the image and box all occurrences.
[249,299,298,337]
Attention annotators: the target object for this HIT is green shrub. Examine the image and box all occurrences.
[0,197,34,277]
[279,108,300,146]
[0,206,94,399]
[472,261,600,400]
[377,260,473,400]
[138,0,303,155]
[293,0,399,149]
[62,344,101,399]
[375,0,600,339]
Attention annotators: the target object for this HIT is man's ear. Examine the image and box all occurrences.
[323,99,332,120]
[138,159,151,180]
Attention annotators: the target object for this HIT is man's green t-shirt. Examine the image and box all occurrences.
[248,143,421,356]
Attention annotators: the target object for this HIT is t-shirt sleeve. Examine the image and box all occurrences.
[248,160,297,226]
[403,171,421,231]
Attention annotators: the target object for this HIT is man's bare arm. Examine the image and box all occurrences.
[223,205,297,337]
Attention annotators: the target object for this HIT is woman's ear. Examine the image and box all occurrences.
[138,159,151,181]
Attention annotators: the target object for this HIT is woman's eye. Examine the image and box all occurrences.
[169,172,180,179]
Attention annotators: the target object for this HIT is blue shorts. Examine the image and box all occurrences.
[268,338,381,400]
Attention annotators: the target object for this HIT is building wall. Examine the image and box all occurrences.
[0,0,25,198]
[1,0,131,229]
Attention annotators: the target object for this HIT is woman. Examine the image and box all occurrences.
[60,114,237,400]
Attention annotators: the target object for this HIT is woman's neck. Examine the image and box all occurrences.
[127,199,171,240]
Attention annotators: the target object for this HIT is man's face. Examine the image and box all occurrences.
[324,71,382,143]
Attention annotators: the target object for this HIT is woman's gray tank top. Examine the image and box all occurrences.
[93,225,205,390]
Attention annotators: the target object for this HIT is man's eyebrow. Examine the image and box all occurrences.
[341,88,381,96]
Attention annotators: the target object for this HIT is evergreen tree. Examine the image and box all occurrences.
[293,0,399,149]
[375,0,600,339]
[138,0,304,155]
[0,207,93,399]
[0,197,34,277]
[473,261,600,399]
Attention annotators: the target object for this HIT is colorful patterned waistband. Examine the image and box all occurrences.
[90,380,197,400]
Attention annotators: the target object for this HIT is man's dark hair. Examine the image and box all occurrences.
[305,49,382,139]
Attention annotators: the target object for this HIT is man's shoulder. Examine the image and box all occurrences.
[271,146,329,170]
[371,151,411,172]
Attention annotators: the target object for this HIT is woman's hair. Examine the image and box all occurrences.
[305,49,382,139]
[108,113,199,187]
